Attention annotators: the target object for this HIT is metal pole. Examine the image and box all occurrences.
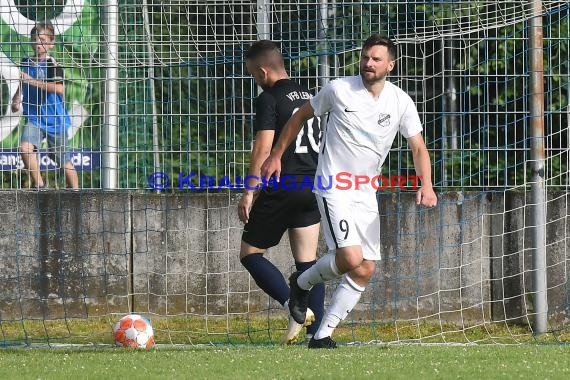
[529,0,547,334]
[441,39,448,186]
[142,0,161,191]
[257,0,270,40]
[446,40,458,151]
[444,39,458,187]
[318,0,330,89]
[255,0,270,101]
[102,0,119,189]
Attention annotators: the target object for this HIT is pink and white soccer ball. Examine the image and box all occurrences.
[113,314,155,349]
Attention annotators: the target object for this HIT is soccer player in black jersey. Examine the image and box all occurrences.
[238,40,325,345]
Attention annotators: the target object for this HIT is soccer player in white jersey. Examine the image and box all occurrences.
[261,34,437,348]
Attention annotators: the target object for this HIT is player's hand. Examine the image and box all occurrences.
[20,71,32,82]
[260,154,281,182]
[238,191,256,224]
[416,186,437,208]
[11,100,20,113]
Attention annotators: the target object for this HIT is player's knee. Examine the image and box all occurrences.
[349,260,376,284]
[63,161,74,169]
[239,250,252,260]
[239,243,266,260]
[336,246,364,272]
[20,142,34,154]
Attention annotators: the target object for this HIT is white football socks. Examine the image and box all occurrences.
[297,252,342,290]
[314,274,365,340]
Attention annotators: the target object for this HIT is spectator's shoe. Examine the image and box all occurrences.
[281,307,315,345]
[308,336,337,349]
[288,271,310,324]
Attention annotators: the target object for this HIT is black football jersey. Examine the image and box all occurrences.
[254,79,321,176]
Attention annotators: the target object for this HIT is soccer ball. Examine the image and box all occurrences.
[112,314,155,349]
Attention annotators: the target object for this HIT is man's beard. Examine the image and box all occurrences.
[360,71,387,85]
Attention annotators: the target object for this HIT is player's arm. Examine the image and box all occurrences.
[408,133,437,207]
[20,71,65,96]
[238,129,275,224]
[260,101,315,180]
[11,85,21,112]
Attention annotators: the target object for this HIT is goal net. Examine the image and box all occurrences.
[0,0,569,346]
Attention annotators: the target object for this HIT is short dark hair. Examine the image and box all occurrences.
[31,20,55,40]
[362,34,397,60]
[245,40,285,70]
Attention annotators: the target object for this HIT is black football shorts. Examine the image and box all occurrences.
[242,182,320,249]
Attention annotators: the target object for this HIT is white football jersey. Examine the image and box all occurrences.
[310,75,422,198]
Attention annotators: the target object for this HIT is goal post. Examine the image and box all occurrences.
[529,0,548,334]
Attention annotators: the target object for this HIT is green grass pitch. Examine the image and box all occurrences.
[0,344,569,379]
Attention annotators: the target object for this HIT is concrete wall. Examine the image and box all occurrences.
[0,190,568,327]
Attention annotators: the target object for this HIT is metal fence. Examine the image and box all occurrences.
[0,1,567,190]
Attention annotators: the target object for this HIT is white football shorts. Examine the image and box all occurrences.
[316,194,381,261]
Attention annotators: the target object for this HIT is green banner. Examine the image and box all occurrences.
[0,0,98,148]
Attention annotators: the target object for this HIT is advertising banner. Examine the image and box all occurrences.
[0,0,98,168]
